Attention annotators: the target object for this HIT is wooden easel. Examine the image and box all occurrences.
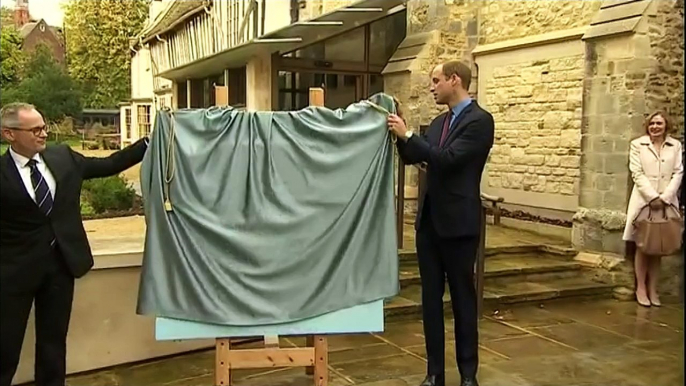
[212,86,329,386]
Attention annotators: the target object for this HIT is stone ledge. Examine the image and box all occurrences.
[92,251,143,270]
[382,30,439,75]
[499,217,572,243]
[582,16,641,40]
[592,0,650,25]
[572,207,626,231]
[583,0,652,41]
[583,251,684,296]
[574,251,625,270]
[472,27,587,57]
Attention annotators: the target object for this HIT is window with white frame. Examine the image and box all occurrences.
[124,107,132,139]
[137,105,151,136]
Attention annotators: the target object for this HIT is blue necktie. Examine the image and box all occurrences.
[27,159,56,246]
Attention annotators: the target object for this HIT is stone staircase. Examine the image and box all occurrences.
[384,243,615,321]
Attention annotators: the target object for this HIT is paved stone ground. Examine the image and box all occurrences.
[72,195,683,386]
[47,298,682,386]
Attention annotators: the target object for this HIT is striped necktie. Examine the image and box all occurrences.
[27,159,54,216]
[27,159,56,247]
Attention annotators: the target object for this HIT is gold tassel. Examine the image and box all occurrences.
[163,109,176,212]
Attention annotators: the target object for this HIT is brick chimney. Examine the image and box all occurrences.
[14,0,30,28]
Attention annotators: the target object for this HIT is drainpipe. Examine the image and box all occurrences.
[290,0,299,24]
[260,0,266,35]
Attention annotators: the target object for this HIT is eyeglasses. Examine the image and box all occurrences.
[4,126,48,136]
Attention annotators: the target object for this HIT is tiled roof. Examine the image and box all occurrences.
[18,19,61,40]
[138,0,205,43]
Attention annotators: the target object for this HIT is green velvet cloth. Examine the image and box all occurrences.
[136,93,400,326]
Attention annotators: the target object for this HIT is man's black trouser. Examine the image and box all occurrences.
[416,207,479,378]
[1,247,74,386]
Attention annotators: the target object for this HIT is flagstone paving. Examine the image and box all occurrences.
[33,298,681,386]
[66,209,686,386]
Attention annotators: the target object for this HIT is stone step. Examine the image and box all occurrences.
[398,244,575,262]
[384,275,614,322]
[398,253,583,288]
[483,277,615,305]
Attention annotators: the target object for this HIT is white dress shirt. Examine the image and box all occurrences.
[9,147,57,202]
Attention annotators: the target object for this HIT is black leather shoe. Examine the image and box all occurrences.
[419,374,445,386]
[460,378,479,386]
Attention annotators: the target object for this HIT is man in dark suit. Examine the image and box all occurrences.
[0,103,149,386]
[388,61,494,386]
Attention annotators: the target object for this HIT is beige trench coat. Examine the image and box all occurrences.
[623,135,683,241]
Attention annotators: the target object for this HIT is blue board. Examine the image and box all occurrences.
[155,299,384,340]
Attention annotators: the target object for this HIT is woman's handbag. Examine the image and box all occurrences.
[633,203,684,256]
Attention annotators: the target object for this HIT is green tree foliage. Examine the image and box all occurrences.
[63,0,148,109]
[1,45,83,122]
[0,6,14,29]
[1,27,24,87]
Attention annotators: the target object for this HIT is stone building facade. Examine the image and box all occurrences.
[384,0,684,276]
[123,0,682,290]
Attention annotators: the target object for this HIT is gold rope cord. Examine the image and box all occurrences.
[163,111,176,212]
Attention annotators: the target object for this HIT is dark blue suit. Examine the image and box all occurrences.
[0,139,148,386]
[396,100,494,378]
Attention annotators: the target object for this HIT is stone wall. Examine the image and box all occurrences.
[572,31,648,255]
[397,0,683,232]
[486,56,584,197]
[573,0,685,256]
[387,0,482,208]
[408,0,601,44]
[645,0,684,137]
[399,0,603,129]
[591,249,683,298]
[398,0,604,202]
[405,1,481,98]
[479,0,601,44]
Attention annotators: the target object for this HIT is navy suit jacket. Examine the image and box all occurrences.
[0,139,148,292]
[396,101,494,238]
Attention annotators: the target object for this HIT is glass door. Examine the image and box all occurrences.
[277,71,365,111]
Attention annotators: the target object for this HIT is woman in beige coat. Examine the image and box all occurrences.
[623,111,683,307]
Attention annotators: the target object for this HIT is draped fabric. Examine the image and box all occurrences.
[136,93,400,326]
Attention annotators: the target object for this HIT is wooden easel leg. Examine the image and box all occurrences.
[215,338,231,386]
[313,335,328,386]
[305,335,315,375]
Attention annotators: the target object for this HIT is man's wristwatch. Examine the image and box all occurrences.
[404,130,414,140]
